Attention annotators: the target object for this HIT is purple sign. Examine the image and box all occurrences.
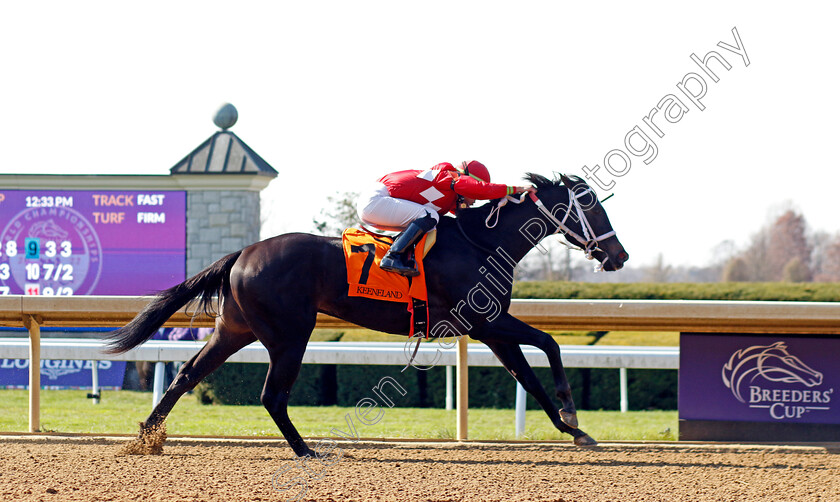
[0,190,185,295]
[680,333,839,424]
[0,359,126,390]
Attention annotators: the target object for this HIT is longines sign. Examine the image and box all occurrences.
[0,359,125,389]
[679,333,838,425]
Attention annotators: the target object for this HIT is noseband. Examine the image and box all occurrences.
[485,188,616,270]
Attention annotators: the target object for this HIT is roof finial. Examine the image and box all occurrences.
[213,103,238,130]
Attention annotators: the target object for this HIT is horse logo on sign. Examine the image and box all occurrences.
[722,341,823,403]
[720,341,834,421]
[29,219,70,240]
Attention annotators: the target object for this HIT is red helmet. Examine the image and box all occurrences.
[460,160,491,183]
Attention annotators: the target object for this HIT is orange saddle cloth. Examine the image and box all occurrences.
[341,228,428,303]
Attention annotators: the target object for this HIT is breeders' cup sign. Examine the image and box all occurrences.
[680,334,838,425]
[0,359,126,389]
[722,341,831,420]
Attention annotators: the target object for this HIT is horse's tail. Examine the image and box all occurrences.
[103,250,243,354]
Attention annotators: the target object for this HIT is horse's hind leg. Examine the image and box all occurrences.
[261,341,313,457]
[140,317,256,434]
[242,311,318,458]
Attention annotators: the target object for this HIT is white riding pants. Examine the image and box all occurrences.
[356,183,440,232]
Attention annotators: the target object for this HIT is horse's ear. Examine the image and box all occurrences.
[559,173,575,188]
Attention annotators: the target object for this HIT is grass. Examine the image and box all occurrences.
[0,389,676,441]
[596,331,679,346]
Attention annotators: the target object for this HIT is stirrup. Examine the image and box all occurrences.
[380,252,419,277]
[379,213,434,277]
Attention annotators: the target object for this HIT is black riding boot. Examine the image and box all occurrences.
[380,214,437,277]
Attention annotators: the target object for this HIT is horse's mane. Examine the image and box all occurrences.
[523,172,562,189]
[485,172,574,209]
[525,172,588,189]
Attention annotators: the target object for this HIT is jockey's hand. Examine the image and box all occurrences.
[514,186,537,194]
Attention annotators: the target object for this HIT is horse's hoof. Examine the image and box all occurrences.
[574,434,598,447]
[120,422,167,455]
[296,448,318,458]
[559,410,578,429]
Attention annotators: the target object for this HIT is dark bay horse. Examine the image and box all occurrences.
[106,173,628,457]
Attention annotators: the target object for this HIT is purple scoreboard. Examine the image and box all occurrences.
[0,189,186,296]
[0,189,186,390]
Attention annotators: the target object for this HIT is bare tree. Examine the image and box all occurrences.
[643,253,672,282]
[518,240,577,281]
[722,257,750,282]
[313,191,360,236]
[782,257,811,282]
[766,210,812,281]
[810,231,834,280]
[814,235,840,282]
[742,228,773,281]
[711,239,737,265]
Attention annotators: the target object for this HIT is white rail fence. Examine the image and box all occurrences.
[0,337,678,438]
[1,296,838,440]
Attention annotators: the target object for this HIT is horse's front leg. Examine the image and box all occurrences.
[475,313,580,427]
[480,338,596,445]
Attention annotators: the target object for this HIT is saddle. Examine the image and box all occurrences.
[341,228,437,338]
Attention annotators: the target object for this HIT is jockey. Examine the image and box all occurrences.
[357,160,534,277]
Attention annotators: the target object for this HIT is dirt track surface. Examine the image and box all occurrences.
[1,435,839,502]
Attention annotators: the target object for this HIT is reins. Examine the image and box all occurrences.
[454,192,530,256]
[456,216,499,256]
[486,192,529,228]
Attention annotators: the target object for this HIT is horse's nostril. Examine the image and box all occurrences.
[618,251,629,263]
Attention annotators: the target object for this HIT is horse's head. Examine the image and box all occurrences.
[754,342,823,387]
[722,341,823,402]
[525,173,629,271]
[29,219,69,240]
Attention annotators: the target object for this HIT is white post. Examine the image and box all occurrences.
[90,361,100,404]
[445,365,453,411]
[620,367,628,413]
[152,361,166,407]
[515,382,526,438]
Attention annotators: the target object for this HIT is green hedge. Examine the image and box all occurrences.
[512,282,840,301]
[195,363,337,406]
[195,362,676,411]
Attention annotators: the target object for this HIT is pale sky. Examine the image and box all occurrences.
[2,2,838,268]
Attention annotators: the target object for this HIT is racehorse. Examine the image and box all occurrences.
[106,173,629,457]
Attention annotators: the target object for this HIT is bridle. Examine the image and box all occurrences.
[484,186,616,270]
